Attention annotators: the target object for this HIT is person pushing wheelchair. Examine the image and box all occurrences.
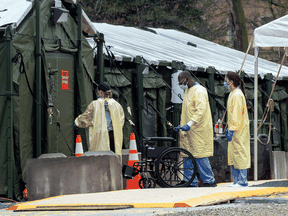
[176,71,217,187]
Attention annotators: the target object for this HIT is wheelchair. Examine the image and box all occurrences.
[122,130,198,188]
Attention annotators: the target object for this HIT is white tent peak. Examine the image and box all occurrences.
[254,14,288,48]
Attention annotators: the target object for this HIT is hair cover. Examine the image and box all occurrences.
[97,82,111,91]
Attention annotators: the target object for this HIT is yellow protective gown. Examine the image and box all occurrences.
[227,88,250,169]
[179,84,214,158]
[75,98,125,157]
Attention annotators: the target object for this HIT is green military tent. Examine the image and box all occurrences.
[0,0,97,200]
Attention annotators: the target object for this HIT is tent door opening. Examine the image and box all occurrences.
[45,52,75,156]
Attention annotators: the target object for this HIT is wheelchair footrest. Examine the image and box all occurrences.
[122,165,138,179]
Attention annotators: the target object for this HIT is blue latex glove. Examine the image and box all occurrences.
[224,128,228,137]
[74,123,78,131]
[175,125,182,131]
[226,130,234,142]
[181,124,191,131]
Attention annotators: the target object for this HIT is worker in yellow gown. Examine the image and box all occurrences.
[176,71,216,187]
[224,72,250,187]
[75,82,125,159]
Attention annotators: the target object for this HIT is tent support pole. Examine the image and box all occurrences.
[5,25,14,199]
[97,33,104,82]
[77,3,82,58]
[207,67,216,124]
[254,47,259,181]
[171,61,182,133]
[135,56,144,148]
[35,0,42,157]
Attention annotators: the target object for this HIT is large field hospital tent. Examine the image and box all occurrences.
[253,14,288,180]
[89,23,288,182]
[0,0,97,200]
[89,23,288,151]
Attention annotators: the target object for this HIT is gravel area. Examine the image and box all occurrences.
[249,180,288,187]
[159,203,288,216]
[159,194,288,216]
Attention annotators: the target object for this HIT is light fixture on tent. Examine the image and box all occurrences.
[142,64,149,75]
[51,0,69,24]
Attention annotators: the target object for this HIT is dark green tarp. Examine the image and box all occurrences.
[0,0,95,200]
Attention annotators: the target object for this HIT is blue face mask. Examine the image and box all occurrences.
[224,81,229,89]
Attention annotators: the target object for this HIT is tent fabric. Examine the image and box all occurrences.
[0,0,95,200]
[88,23,288,79]
[104,67,168,149]
[104,67,134,149]
[254,14,288,48]
[0,0,98,35]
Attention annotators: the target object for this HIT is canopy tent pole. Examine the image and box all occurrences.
[254,47,259,181]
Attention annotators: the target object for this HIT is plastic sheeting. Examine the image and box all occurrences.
[254,14,288,48]
[89,23,288,79]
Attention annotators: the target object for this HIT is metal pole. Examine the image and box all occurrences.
[5,25,14,199]
[35,0,42,157]
[77,3,82,55]
[207,67,216,124]
[254,47,259,181]
[135,56,144,149]
[171,61,182,129]
[97,33,104,82]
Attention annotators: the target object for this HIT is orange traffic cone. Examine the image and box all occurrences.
[75,135,84,157]
[126,133,141,189]
[23,185,28,201]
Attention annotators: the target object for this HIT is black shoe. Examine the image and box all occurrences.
[200,182,217,187]
[176,181,197,187]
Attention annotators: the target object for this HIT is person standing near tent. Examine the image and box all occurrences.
[176,71,217,187]
[224,71,250,187]
[74,82,125,158]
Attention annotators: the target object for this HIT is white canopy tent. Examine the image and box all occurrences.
[253,14,288,181]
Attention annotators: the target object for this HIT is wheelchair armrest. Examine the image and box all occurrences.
[144,137,176,142]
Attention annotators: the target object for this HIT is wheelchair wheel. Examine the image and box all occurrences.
[139,177,156,189]
[155,147,197,188]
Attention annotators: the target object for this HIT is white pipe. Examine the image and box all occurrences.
[254,47,259,181]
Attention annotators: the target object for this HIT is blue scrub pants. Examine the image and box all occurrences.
[183,157,215,187]
[231,165,248,186]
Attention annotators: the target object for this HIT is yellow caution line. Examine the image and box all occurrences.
[174,187,288,207]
